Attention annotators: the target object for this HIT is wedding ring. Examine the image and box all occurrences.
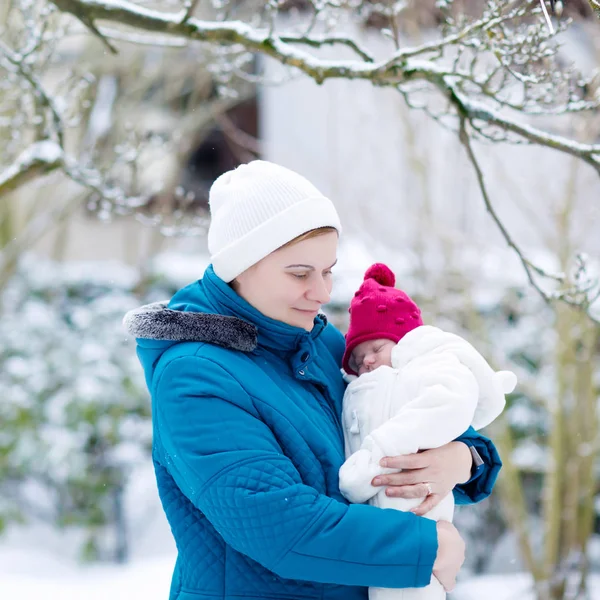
[425,482,433,496]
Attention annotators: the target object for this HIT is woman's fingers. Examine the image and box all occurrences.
[380,453,429,470]
[433,521,465,591]
[410,493,442,516]
[372,469,428,487]
[383,482,432,499]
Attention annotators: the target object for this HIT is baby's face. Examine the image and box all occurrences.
[349,339,396,376]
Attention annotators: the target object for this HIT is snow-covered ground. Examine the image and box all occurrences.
[0,549,173,599]
[1,542,599,600]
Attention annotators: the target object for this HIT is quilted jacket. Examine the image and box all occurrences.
[125,265,502,600]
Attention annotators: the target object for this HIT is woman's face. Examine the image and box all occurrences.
[233,231,338,331]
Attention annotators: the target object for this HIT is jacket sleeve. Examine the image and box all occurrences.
[153,354,438,589]
[452,426,502,505]
[339,353,479,504]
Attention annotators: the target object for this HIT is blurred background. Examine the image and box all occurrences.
[1,0,600,598]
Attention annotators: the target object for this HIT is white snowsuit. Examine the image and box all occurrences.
[339,326,516,600]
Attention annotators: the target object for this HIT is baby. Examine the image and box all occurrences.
[338,263,516,600]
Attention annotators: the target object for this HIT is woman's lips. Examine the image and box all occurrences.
[294,308,319,315]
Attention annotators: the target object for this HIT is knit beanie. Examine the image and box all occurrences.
[342,263,423,375]
[207,160,342,282]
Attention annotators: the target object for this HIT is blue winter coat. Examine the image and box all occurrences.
[127,265,502,600]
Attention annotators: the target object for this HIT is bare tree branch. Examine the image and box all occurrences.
[589,0,600,19]
[457,116,552,300]
[458,115,600,325]
[212,110,262,157]
[0,39,65,146]
[48,0,600,173]
[279,34,375,63]
[0,192,82,288]
[446,84,600,176]
[539,0,555,33]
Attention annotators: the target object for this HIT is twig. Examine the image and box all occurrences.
[0,39,65,147]
[457,115,552,304]
[458,115,600,326]
[279,34,374,63]
[539,0,554,33]
[444,83,600,176]
[0,193,82,288]
[182,0,200,23]
[212,110,262,156]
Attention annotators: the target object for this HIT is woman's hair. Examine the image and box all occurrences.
[278,226,338,250]
[229,227,338,291]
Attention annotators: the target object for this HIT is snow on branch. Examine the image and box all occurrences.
[9,0,597,320]
[0,141,64,197]
[0,39,65,147]
[50,0,600,172]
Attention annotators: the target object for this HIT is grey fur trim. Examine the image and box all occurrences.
[123,302,257,352]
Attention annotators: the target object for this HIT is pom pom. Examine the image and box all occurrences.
[364,263,395,287]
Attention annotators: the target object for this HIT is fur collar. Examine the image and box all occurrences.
[123,302,258,353]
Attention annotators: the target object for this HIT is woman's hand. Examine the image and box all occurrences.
[433,520,466,592]
[370,442,473,516]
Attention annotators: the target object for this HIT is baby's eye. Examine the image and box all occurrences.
[375,345,384,353]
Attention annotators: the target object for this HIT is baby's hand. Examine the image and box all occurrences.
[338,449,384,504]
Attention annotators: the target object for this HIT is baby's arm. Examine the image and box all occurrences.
[338,442,392,504]
[339,353,479,504]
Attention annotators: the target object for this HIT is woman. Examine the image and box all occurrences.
[125,160,502,600]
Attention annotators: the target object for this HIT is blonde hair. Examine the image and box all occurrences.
[230,226,338,291]
[278,226,338,250]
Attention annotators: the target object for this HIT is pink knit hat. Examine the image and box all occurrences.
[342,263,423,375]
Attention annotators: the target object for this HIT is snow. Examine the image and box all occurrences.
[0,544,599,600]
[0,550,173,600]
[26,139,64,163]
[457,573,600,599]
[0,140,63,188]
[150,250,210,288]
[511,439,549,472]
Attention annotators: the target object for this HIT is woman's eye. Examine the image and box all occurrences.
[323,269,333,276]
[291,273,308,279]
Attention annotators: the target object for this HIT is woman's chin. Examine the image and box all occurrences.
[296,319,315,332]
[289,310,317,331]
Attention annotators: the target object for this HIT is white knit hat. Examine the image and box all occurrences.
[207,160,342,282]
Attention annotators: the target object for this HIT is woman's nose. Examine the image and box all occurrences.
[307,277,331,304]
